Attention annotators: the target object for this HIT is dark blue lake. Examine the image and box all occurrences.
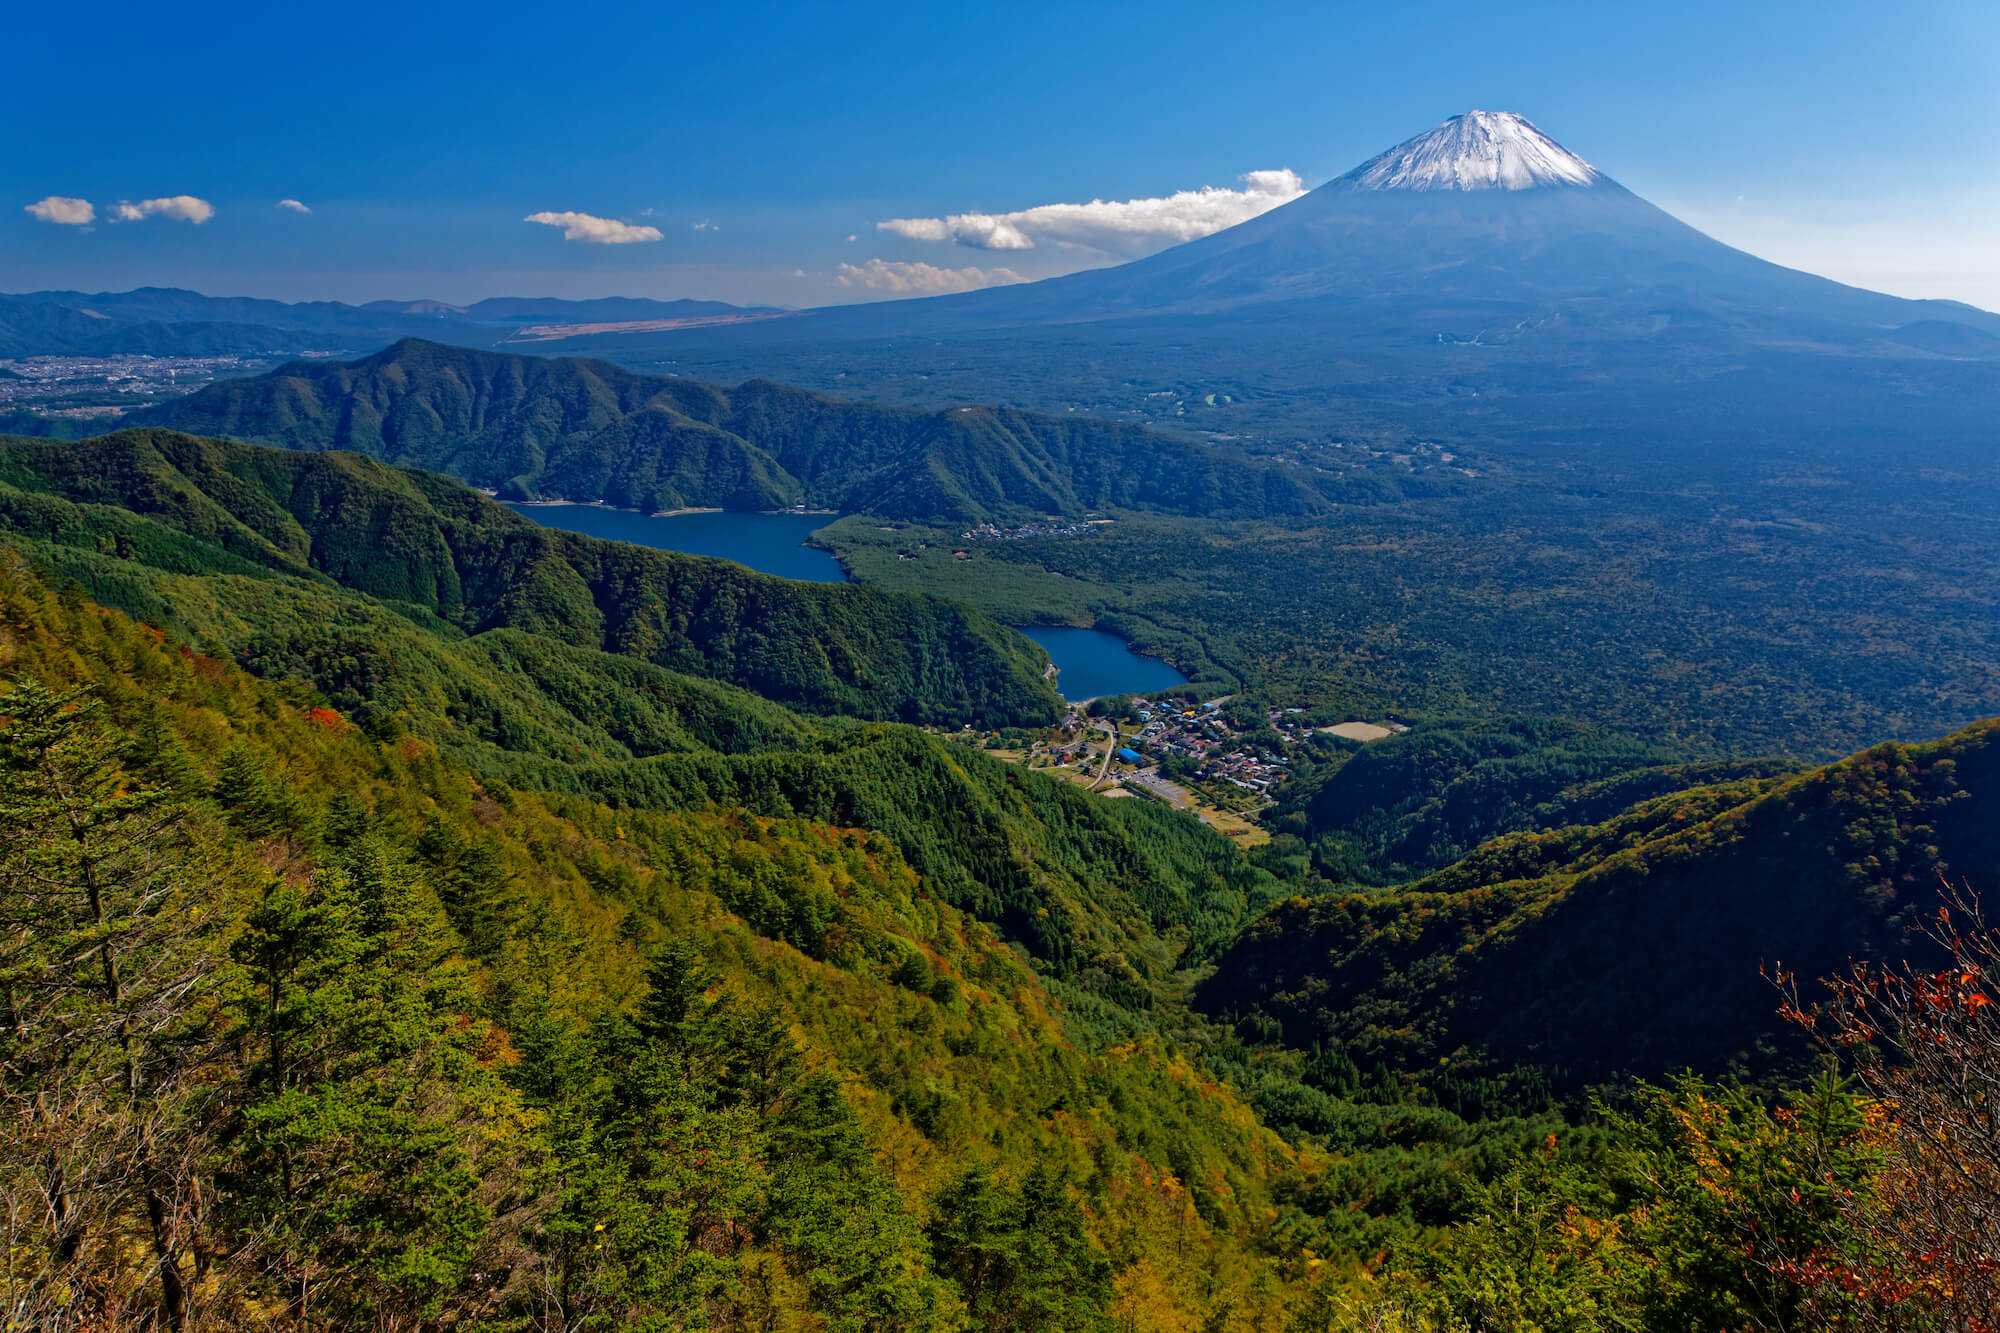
[502,506,1182,699]
[1017,627,1189,703]
[503,505,845,583]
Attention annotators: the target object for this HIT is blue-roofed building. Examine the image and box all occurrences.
[1116,748,1142,764]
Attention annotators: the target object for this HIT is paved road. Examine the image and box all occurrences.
[1088,719,1118,790]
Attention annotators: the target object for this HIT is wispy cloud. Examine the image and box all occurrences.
[276,198,311,214]
[523,210,664,244]
[692,219,716,231]
[24,196,94,225]
[111,195,215,224]
[878,169,1305,257]
[835,259,1027,295]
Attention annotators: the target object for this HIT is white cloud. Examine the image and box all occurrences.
[692,219,716,231]
[523,210,665,244]
[111,195,215,224]
[877,168,1305,257]
[24,196,94,225]
[276,198,311,214]
[835,259,1028,295]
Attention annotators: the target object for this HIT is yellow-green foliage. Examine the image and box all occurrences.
[0,554,1302,1328]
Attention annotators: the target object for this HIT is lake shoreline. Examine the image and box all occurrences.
[502,499,831,520]
[503,504,849,583]
[1016,625,1190,703]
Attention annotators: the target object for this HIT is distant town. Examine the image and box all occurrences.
[947,693,1409,840]
[0,353,308,422]
[959,517,1110,542]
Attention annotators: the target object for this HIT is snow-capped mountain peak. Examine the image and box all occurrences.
[1342,111,1601,192]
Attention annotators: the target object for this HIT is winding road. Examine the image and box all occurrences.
[1088,719,1119,790]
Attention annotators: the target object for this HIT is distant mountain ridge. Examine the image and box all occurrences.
[134,338,1359,522]
[358,295,774,323]
[0,287,772,358]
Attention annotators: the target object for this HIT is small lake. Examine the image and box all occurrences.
[1017,626,1189,703]
[503,505,846,583]
[502,507,1184,700]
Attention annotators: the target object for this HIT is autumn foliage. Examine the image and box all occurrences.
[1775,884,2000,1331]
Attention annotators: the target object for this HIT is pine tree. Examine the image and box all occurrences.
[763,1069,958,1332]
[415,812,521,958]
[554,942,761,1329]
[0,682,229,1328]
[211,743,298,838]
[927,1165,1114,1332]
[224,836,511,1325]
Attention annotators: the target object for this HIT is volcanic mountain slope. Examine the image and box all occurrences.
[1198,717,2000,1090]
[134,337,1357,521]
[576,112,2000,450]
[886,110,1990,328]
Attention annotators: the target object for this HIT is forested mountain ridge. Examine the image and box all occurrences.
[1202,718,2000,1089]
[0,428,1060,727]
[0,555,1315,1328]
[1267,715,1802,884]
[0,287,776,358]
[132,338,1358,522]
[0,428,1287,974]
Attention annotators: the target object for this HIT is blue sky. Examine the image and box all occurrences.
[6,0,1998,308]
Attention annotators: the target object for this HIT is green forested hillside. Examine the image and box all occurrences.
[827,489,2000,759]
[0,430,1286,976]
[0,428,1059,728]
[132,339,1358,522]
[1267,716,1799,883]
[7,424,1999,1329]
[0,428,1646,1326]
[1201,719,2000,1089]
[0,557,1316,1328]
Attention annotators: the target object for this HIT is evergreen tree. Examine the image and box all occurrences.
[224,837,510,1324]
[927,1165,1114,1333]
[0,682,228,1328]
[763,1071,958,1332]
[553,943,761,1329]
[414,811,520,959]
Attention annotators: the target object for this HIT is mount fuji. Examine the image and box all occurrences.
[1340,110,1600,191]
[564,111,2000,453]
[796,109,1994,334]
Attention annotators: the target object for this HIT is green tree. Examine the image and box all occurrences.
[0,682,228,1328]
[225,837,509,1325]
[927,1165,1114,1333]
